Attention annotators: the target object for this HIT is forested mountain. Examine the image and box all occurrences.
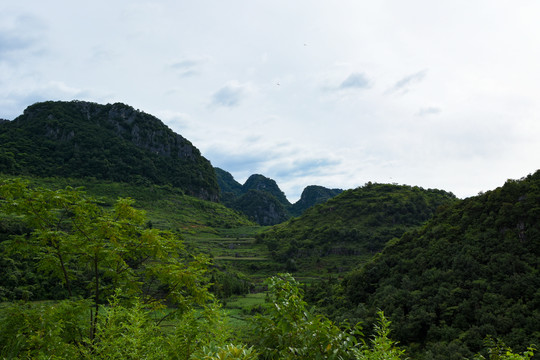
[258,183,457,272]
[0,101,219,201]
[230,189,290,226]
[215,168,343,225]
[215,167,244,202]
[330,171,540,359]
[289,185,343,217]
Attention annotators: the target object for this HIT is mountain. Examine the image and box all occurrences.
[289,185,343,217]
[230,189,290,226]
[242,174,290,206]
[215,167,243,199]
[0,101,219,201]
[215,169,343,225]
[215,171,290,225]
[338,171,540,358]
[258,183,457,272]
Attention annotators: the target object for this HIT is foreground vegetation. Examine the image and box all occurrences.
[0,178,406,359]
[0,178,536,359]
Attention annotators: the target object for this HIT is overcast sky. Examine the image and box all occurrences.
[2,1,540,201]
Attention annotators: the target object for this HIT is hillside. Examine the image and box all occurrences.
[0,174,255,302]
[258,183,457,273]
[338,171,540,358]
[0,101,219,201]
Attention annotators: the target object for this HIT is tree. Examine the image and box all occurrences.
[0,178,213,357]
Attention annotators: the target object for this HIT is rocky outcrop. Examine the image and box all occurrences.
[1,100,219,201]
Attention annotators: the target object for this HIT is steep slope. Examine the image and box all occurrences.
[258,183,457,271]
[215,167,243,204]
[289,185,343,217]
[341,171,540,358]
[230,189,290,226]
[243,174,290,207]
[0,101,219,201]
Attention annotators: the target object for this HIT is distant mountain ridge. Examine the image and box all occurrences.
[215,168,343,225]
[0,101,219,201]
[290,185,343,217]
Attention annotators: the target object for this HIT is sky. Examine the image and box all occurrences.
[1,1,540,202]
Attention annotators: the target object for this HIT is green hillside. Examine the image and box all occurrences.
[337,171,540,358]
[0,175,252,235]
[258,182,457,273]
[0,175,255,302]
[0,101,219,201]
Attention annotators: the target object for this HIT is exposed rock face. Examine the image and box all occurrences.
[0,100,219,201]
[104,103,195,159]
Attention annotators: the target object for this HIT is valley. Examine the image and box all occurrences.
[0,101,538,359]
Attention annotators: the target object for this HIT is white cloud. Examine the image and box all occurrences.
[2,1,540,199]
[387,70,428,95]
[209,81,253,108]
[339,73,370,90]
[416,106,441,117]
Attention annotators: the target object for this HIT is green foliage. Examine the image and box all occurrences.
[339,171,540,357]
[163,302,232,359]
[259,183,456,272]
[79,293,165,360]
[230,190,290,226]
[0,292,237,360]
[289,185,343,217]
[210,270,253,299]
[0,100,219,200]
[352,311,407,360]
[198,344,259,360]
[0,175,255,302]
[0,299,90,359]
[250,274,361,359]
[473,338,535,360]
[1,173,255,235]
[215,169,343,224]
[0,178,212,343]
[242,175,290,207]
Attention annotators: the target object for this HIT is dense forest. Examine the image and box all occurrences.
[257,183,457,273]
[0,177,536,359]
[307,172,540,359]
